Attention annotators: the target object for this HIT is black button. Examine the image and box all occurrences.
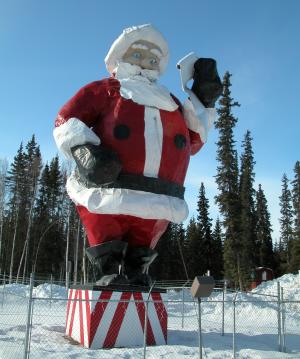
[114,124,130,140]
[174,134,186,149]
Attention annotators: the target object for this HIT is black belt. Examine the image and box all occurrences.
[76,172,185,199]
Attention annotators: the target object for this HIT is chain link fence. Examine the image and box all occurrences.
[0,283,29,359]
[0,274,300,358]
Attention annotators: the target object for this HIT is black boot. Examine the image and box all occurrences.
[86,240,129,286]
[124,247,158,287]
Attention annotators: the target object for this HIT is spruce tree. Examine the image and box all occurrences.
[35,164,51,222]
[272,239,282,275]
[290,161,300,271]
[18,135,42,280]
[34,157,64,274]
[279,174,293,270]
[215,71,242,288]
[170,223,187,280]
[256,184,274,268]
[6,143,27,281]
[33,163,52,273]
[48,156,63,219]
[291,161,300,241]
[197,182,213,275]
[150,223,187,280]
[0,159,8,274]
[239,130,257,275]
[185,216,201,278]
[23,135,42,210]
[150,224,173,280]
[212,218,224,279]
[289,240,300,272]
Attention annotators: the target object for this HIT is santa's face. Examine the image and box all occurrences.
[122,40,162,71]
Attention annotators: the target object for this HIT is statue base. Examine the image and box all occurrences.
[65,285,168,349]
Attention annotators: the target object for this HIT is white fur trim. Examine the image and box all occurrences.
[66,172,189,224]
[143,107,163,177]
[53,118,100,159]
[119,78,178,111]
[105,24,169,75]
[183,96,216,143]
[114,63,177,111]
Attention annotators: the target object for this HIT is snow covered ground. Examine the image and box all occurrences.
[0,273,300,358]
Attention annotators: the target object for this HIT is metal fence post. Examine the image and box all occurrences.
[222,281,225,336]
[277,281,282,352]
[24,273,34,359]
[143,296,149,359]
[281,287,286,353]
[197,298,203,359]
[181,286,185,328]
[233,292,237,359]
[50,274,53,308]
[1,273,6,308]
[66,271,70,290]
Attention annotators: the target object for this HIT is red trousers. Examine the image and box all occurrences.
[77,206,169,249]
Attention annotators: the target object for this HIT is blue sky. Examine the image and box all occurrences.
[1,0,300,241]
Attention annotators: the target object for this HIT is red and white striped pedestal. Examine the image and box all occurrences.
[65,286,168,349]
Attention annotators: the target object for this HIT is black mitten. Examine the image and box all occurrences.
[192,58,222,108]
[71,144,122,185]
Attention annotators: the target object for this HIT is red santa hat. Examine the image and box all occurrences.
[105,24,169,75]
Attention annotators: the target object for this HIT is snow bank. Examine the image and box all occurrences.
[33,283,67,299]
[0,283,28,297]
[0,272,300,358]
[252,273,300,301]
[1,271,299,302]
[0,282,67,299]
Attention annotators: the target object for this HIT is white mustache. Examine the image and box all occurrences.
[114,62,159,82]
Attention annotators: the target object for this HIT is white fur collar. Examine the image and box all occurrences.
[114,62,178,112]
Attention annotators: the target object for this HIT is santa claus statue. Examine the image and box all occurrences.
[53,24,221,286]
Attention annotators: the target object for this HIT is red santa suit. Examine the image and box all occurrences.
[53,25,215,251]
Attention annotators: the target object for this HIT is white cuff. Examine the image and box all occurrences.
[53,117,100,159]
[183,94,216,143]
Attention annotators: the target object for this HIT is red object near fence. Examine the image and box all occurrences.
[250,267,274,289]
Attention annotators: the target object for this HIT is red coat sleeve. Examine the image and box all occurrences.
[189,130,204,155]
[55,80,111,128]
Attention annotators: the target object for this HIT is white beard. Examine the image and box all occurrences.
[113,62,178,112]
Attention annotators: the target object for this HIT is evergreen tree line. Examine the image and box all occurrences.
[153,72,300,288]
[277,164,300,274]
[0,137,86,283]
[0,72,299,287]
[212,71,300,289]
